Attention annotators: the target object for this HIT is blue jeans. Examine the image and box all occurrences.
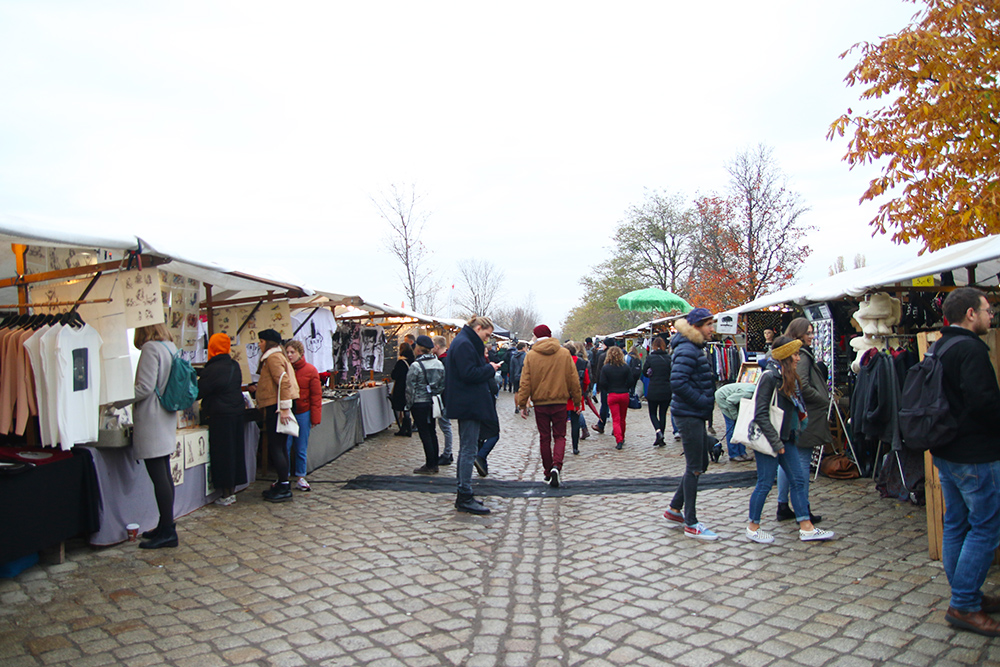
[671,413,679,436]
[477,436,499,460]
[723,415,745,459]
[438,418,453,457]
[934,457,1000,611]
[285,413,312,478]
[457,420,481,495]
[777,446,811,506]
[748,442,810,524]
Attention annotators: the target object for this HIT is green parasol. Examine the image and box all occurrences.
[616,288,692,313]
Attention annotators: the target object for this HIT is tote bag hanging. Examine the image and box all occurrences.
[275,371,300,438]
[731,373,783,457]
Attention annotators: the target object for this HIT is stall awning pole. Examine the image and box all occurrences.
[12,244,27,315]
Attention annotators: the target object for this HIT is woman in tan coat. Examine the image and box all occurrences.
[256,329,299,502]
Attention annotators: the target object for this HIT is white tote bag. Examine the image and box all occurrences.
[275,371,300,438]
[731,373,783,457]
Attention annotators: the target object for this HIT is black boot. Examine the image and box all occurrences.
[809,508,823,524]
[263,481,293,503]
[140,526,161,540]
[653,431,665,447]
[455,493,490,515]
[139,523,178,549]
[776,502,796,522]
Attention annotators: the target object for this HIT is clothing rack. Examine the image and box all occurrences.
[0,298,113,309]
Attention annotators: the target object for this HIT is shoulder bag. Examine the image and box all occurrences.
[275,371,300,437]
[731,372,783,457]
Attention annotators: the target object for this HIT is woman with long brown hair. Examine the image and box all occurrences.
[775,317,829,523]
[131,324,181,549]
[745,335,835,544]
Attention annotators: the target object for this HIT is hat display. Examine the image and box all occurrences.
[533,324,552,339]
[258,328,283,344]
[685,307,714,325]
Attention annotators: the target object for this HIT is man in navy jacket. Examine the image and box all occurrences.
[663,308,718,540]
[444,316,501,515]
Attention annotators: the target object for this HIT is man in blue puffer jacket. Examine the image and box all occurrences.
[663,307,719,540]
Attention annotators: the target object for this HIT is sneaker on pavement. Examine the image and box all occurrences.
[549,469,560,488]
[214,494,236,506]
[684,522,719,540]
[437,454,454,466]
[412,465,439,475]
[663,507,684,526]
[296,478,311,491]
[745,526,774,544]
[799,527,835,541]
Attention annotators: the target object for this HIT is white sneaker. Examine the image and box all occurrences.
[745,526,774,544]
[800,527,835,541]
[214,495,236,506]
[296,478,311,491]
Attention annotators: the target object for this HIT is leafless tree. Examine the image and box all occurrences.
[494,293,541,341]
[829,253,868,275]
[371,183,441,313]
[727,144,813,299]
[454,259,505,319]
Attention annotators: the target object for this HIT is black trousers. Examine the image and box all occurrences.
[265,405,289,483]
[648,399,669,433]
[411,403,439,467]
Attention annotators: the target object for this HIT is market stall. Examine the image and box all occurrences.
[723,233,1000,559]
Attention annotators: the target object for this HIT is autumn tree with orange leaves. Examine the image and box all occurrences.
[828,0,1000,251]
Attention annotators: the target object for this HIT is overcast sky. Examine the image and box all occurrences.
[0,1,925,329]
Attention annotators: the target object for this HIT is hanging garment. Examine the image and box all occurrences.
[23,325,54,445]
[291,308,337,373]
[50,324,104,449]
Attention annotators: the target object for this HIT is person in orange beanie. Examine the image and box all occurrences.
[198,333,247,506]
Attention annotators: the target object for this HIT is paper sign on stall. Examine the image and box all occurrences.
[122,268,165,328]
[184,429,209,469]
[170,434,185,485]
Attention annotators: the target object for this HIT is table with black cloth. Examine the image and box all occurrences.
[304,394,364,474]
[0,449,100,564]
[80,421,259,546]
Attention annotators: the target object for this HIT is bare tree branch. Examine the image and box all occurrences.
[371,183,441,314]
[454,259,505,319]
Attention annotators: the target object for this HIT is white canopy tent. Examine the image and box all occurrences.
[722,233,1000,317]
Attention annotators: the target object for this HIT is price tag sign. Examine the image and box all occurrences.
[912,275,935,287]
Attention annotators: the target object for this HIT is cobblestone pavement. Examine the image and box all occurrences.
[3,394,1000,666]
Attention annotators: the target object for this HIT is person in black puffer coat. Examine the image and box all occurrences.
[641,336,672,447]
[662,308,719,540]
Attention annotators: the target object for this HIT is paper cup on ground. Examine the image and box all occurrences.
[126,523,140,542]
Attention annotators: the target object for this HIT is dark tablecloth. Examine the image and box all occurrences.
[0,449,100,563]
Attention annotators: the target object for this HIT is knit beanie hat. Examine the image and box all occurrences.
[208,333,231,359]
[258,328,282,344]
[533,324,552,339]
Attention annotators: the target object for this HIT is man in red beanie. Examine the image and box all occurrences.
[516,324,582,488]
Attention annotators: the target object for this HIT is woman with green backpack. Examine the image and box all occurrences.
[130,323,181,550]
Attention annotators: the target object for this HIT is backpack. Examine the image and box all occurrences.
[155,342,199,412]
[575,357,588,391]
[899,336,970,451]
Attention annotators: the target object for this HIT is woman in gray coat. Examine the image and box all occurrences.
[131,324,180,549]
[776,317,830,523]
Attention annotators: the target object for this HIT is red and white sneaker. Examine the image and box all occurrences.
[663,507,684,527]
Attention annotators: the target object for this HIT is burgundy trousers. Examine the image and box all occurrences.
[534,404,568,475]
